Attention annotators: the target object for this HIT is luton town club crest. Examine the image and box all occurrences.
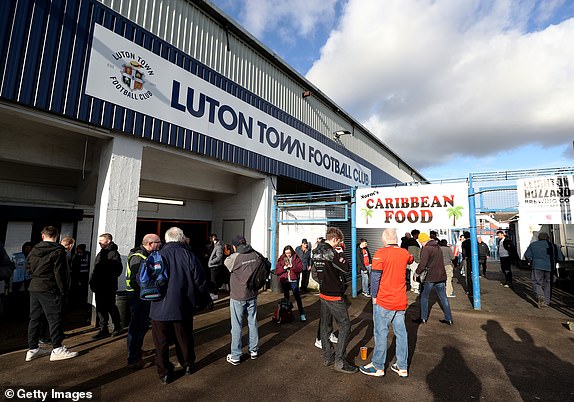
[109,51,154,101]
[122,61,145,90]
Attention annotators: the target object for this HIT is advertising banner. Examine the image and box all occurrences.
[517,175,573,224]
[356,183,470,229]
[85,24,371,187]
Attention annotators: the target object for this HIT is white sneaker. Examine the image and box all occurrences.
[50,346,78,361]
[329,333,338,344]
[250,350,258,360]
[226,354,240,365]
[315,333,338,348]
[210,293,218,301]
[390,363,408,378]
[25,348,50,361]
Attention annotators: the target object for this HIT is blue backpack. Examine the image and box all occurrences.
[138,251,168,301]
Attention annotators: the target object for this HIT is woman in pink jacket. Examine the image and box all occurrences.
[275,245,306,321]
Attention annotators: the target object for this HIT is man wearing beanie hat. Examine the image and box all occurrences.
[417,232,431,243]
[413,232,454,326]
[224,235,262,365]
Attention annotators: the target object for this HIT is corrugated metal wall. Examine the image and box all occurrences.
[0,0,415,188]
[97,0,423,184]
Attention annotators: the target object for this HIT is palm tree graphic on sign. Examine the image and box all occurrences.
[447,205,464,226]
[361,207,373,225]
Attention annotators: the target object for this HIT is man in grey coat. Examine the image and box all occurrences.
[207,235,225,300]
[224,235,261,365]
[524,232,564,308]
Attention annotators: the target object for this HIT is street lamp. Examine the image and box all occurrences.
[333,130,352,141]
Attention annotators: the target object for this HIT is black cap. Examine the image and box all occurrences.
[302,238,308,244]
[232,235,246,246]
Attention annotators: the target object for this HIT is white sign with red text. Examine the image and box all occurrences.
[356,183,470,229]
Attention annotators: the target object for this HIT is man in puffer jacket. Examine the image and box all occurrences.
[26,226,78,362]
[312,227,357,374]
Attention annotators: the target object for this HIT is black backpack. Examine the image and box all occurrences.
[246,252,271,291]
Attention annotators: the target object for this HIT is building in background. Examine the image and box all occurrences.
[0,0,423,301]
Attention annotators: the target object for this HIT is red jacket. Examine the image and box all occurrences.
[275,253,303,283]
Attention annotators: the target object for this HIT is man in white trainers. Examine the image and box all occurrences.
[26,226,78,362]
[224,235,262,365]
[360,229,412,378]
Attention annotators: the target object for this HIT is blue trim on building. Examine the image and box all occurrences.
[0,0,398,189]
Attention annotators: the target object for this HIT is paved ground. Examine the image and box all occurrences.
[1,263,574,401]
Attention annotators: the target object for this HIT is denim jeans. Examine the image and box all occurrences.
[372,304,408,371]
[28,291,64,349]
[282,281,304,314]
[127,292,150,364]
[229,297,258,360]
[320,298,351,366]
[420,281,453,321]
[361,266,371,294]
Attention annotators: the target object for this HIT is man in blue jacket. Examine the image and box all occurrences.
[524,232,564,308]
[150,227,207,384]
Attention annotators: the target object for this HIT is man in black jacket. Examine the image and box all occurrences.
[90,233,123,339]
[496,230,518,288]
[295,239,312,293]
[477,236,491,277]
[125,233,161,369]
[312,227,356,374]
[26,226,78,361]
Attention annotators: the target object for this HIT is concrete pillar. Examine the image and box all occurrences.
[91,136,142,303]
[250,175,276,257]
[248,175,280,292]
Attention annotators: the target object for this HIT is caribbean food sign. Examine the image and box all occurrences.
[85,24,370,187]
[517,175,573,224]
[356,183,469,229]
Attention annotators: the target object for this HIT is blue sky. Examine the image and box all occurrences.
[211,0,574,181]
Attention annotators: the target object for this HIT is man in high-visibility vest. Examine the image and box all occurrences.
[126,233,161,369]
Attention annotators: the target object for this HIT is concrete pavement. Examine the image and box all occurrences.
[1,263,573,401]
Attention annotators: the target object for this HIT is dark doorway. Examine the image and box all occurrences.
[135,219,210,257]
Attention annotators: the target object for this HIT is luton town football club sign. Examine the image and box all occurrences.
[85,24,370,188]
[356,183,470,229]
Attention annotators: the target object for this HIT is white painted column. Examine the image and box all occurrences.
[92,136,142,294]
[249,175,276,256]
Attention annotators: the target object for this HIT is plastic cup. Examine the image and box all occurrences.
[360,346,367,360]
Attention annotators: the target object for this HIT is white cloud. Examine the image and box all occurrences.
[235,0,339,39]
[306,0,574,170]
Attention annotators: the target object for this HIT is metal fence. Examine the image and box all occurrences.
[272,166,574,309]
